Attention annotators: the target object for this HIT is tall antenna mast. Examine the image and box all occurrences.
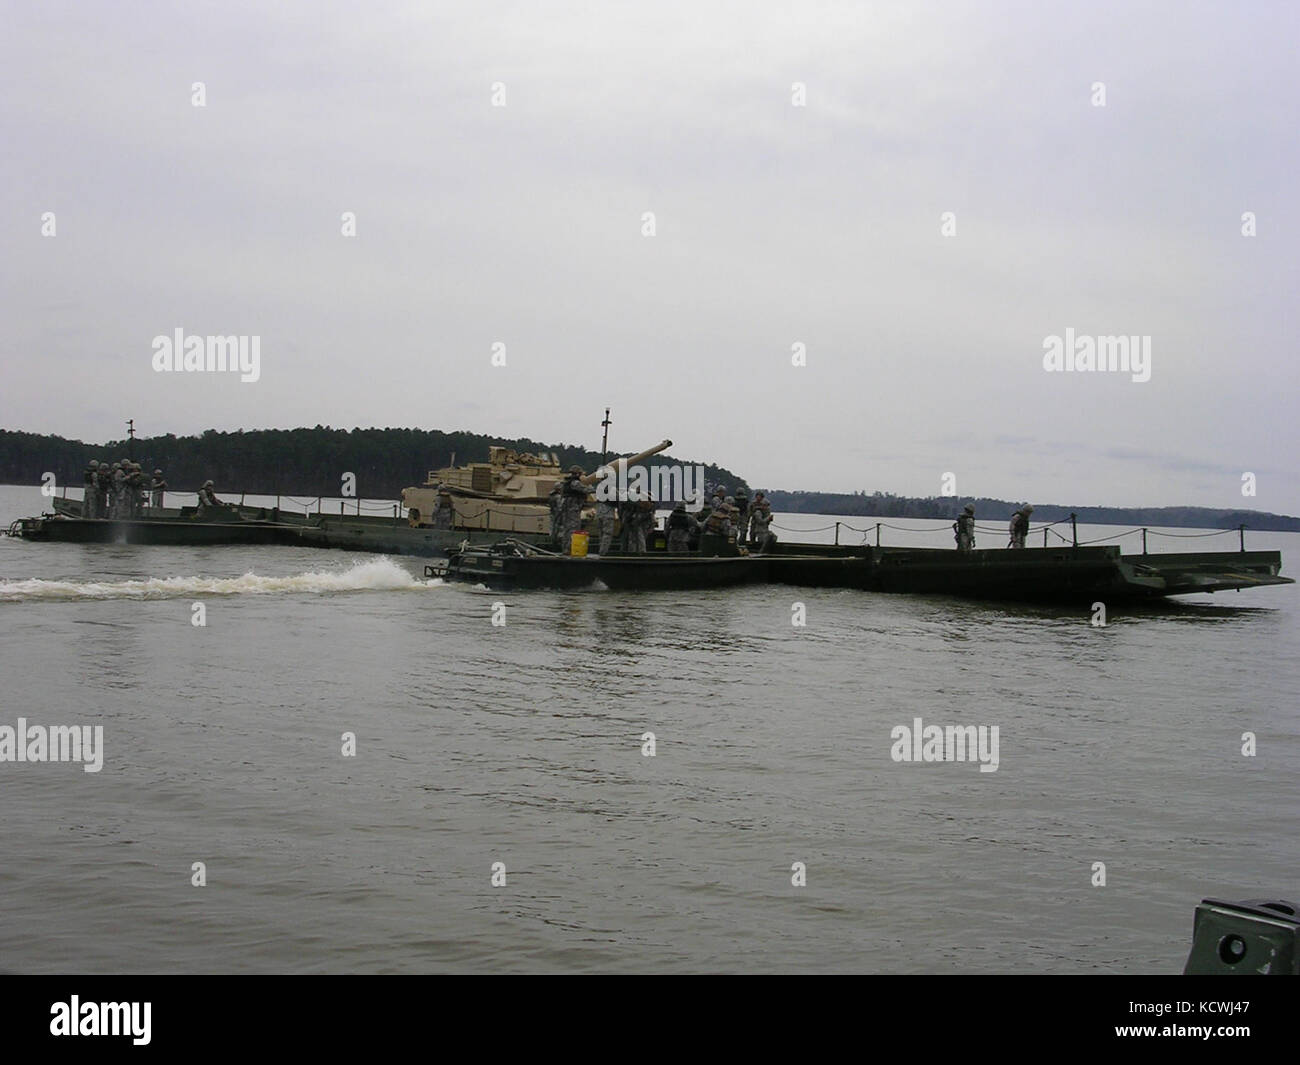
[600,408,612,465]
[126,419,136,462]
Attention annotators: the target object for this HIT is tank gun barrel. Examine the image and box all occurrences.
[579,440,672,485]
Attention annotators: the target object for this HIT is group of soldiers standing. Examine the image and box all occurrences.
[688,484,777,554]
[953,503,1036,552]
[81,459,167,519]
[548,469,778,556]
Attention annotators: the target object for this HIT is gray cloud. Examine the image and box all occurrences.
[1,0,1296,509]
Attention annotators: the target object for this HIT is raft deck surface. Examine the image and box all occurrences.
[431,542,1292,602]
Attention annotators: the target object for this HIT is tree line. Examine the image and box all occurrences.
[0,427,749,502]
[1,427,1294,530]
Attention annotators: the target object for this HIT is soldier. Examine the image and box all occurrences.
[699,497,733,556]
[640,499,659,549]
[150,469,167,509]
[127,463,147,518]
[548,481,564,548]
[1008,505,1032,549]
[558,466,589,553]
[624,499,654,554]
[617,499,638,552]
[95,460,111,518]
[110,462,126,518]
[196,480,224,518]
[954,503,975,553]
[749,492,776,551]
[666,501,695,553]
[83,460,99,519]
[431,485,454,530]
[732,487,750,544]
[595,497,618,555]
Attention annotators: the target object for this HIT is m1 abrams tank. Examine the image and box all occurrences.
[401,440,673,534]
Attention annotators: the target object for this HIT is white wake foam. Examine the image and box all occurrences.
[0,556,442,602]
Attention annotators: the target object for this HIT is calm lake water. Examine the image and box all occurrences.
[1,483,1296,973]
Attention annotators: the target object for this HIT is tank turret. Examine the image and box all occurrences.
[402,440,672,532]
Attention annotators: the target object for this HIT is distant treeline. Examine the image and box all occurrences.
[763,490,1300,532]
[0,427,747,501]
[2,428,1293,531]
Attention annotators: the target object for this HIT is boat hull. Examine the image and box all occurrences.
[431,543,1291,602]
[432,550,770,590]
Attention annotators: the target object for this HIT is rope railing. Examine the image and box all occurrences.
[1148,527,1238,539]
[771,522,840,533]
[1074,527,1143,546]
[762,513,1253,554]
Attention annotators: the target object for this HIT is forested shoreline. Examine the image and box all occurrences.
[1,427,1295,531]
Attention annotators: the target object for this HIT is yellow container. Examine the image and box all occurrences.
[569,531,589,557]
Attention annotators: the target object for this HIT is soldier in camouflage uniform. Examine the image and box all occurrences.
[110,462,126,518]
[698,498,732,556]
[548,481,564,548]
[954,503,975,553]
[595,498,618,554]
[83,460,99,518]
[1008,505,1032,549]
[617,499,638,552]
[558,466,589,553]
[749,493,775,551]
[732,488,750,545]
[431,486,454,530]
[151,469,167,509]
[666,502,695,553]
[127,463,147,518]
[623,499,654,554]
[95,461,111,517]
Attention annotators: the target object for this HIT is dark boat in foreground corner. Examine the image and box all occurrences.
[428,539,1294,603]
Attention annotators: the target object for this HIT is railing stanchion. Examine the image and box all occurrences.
[1142,527,1148,555]
[1239,524,1246,553]
[1071,513,1078,547]
[875,522,881,547]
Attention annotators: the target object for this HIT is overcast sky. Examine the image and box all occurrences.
[2,0,1296,509]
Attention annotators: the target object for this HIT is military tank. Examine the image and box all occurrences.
[402,440,673,533]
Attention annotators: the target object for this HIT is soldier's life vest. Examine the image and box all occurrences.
[704,509,730,533]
